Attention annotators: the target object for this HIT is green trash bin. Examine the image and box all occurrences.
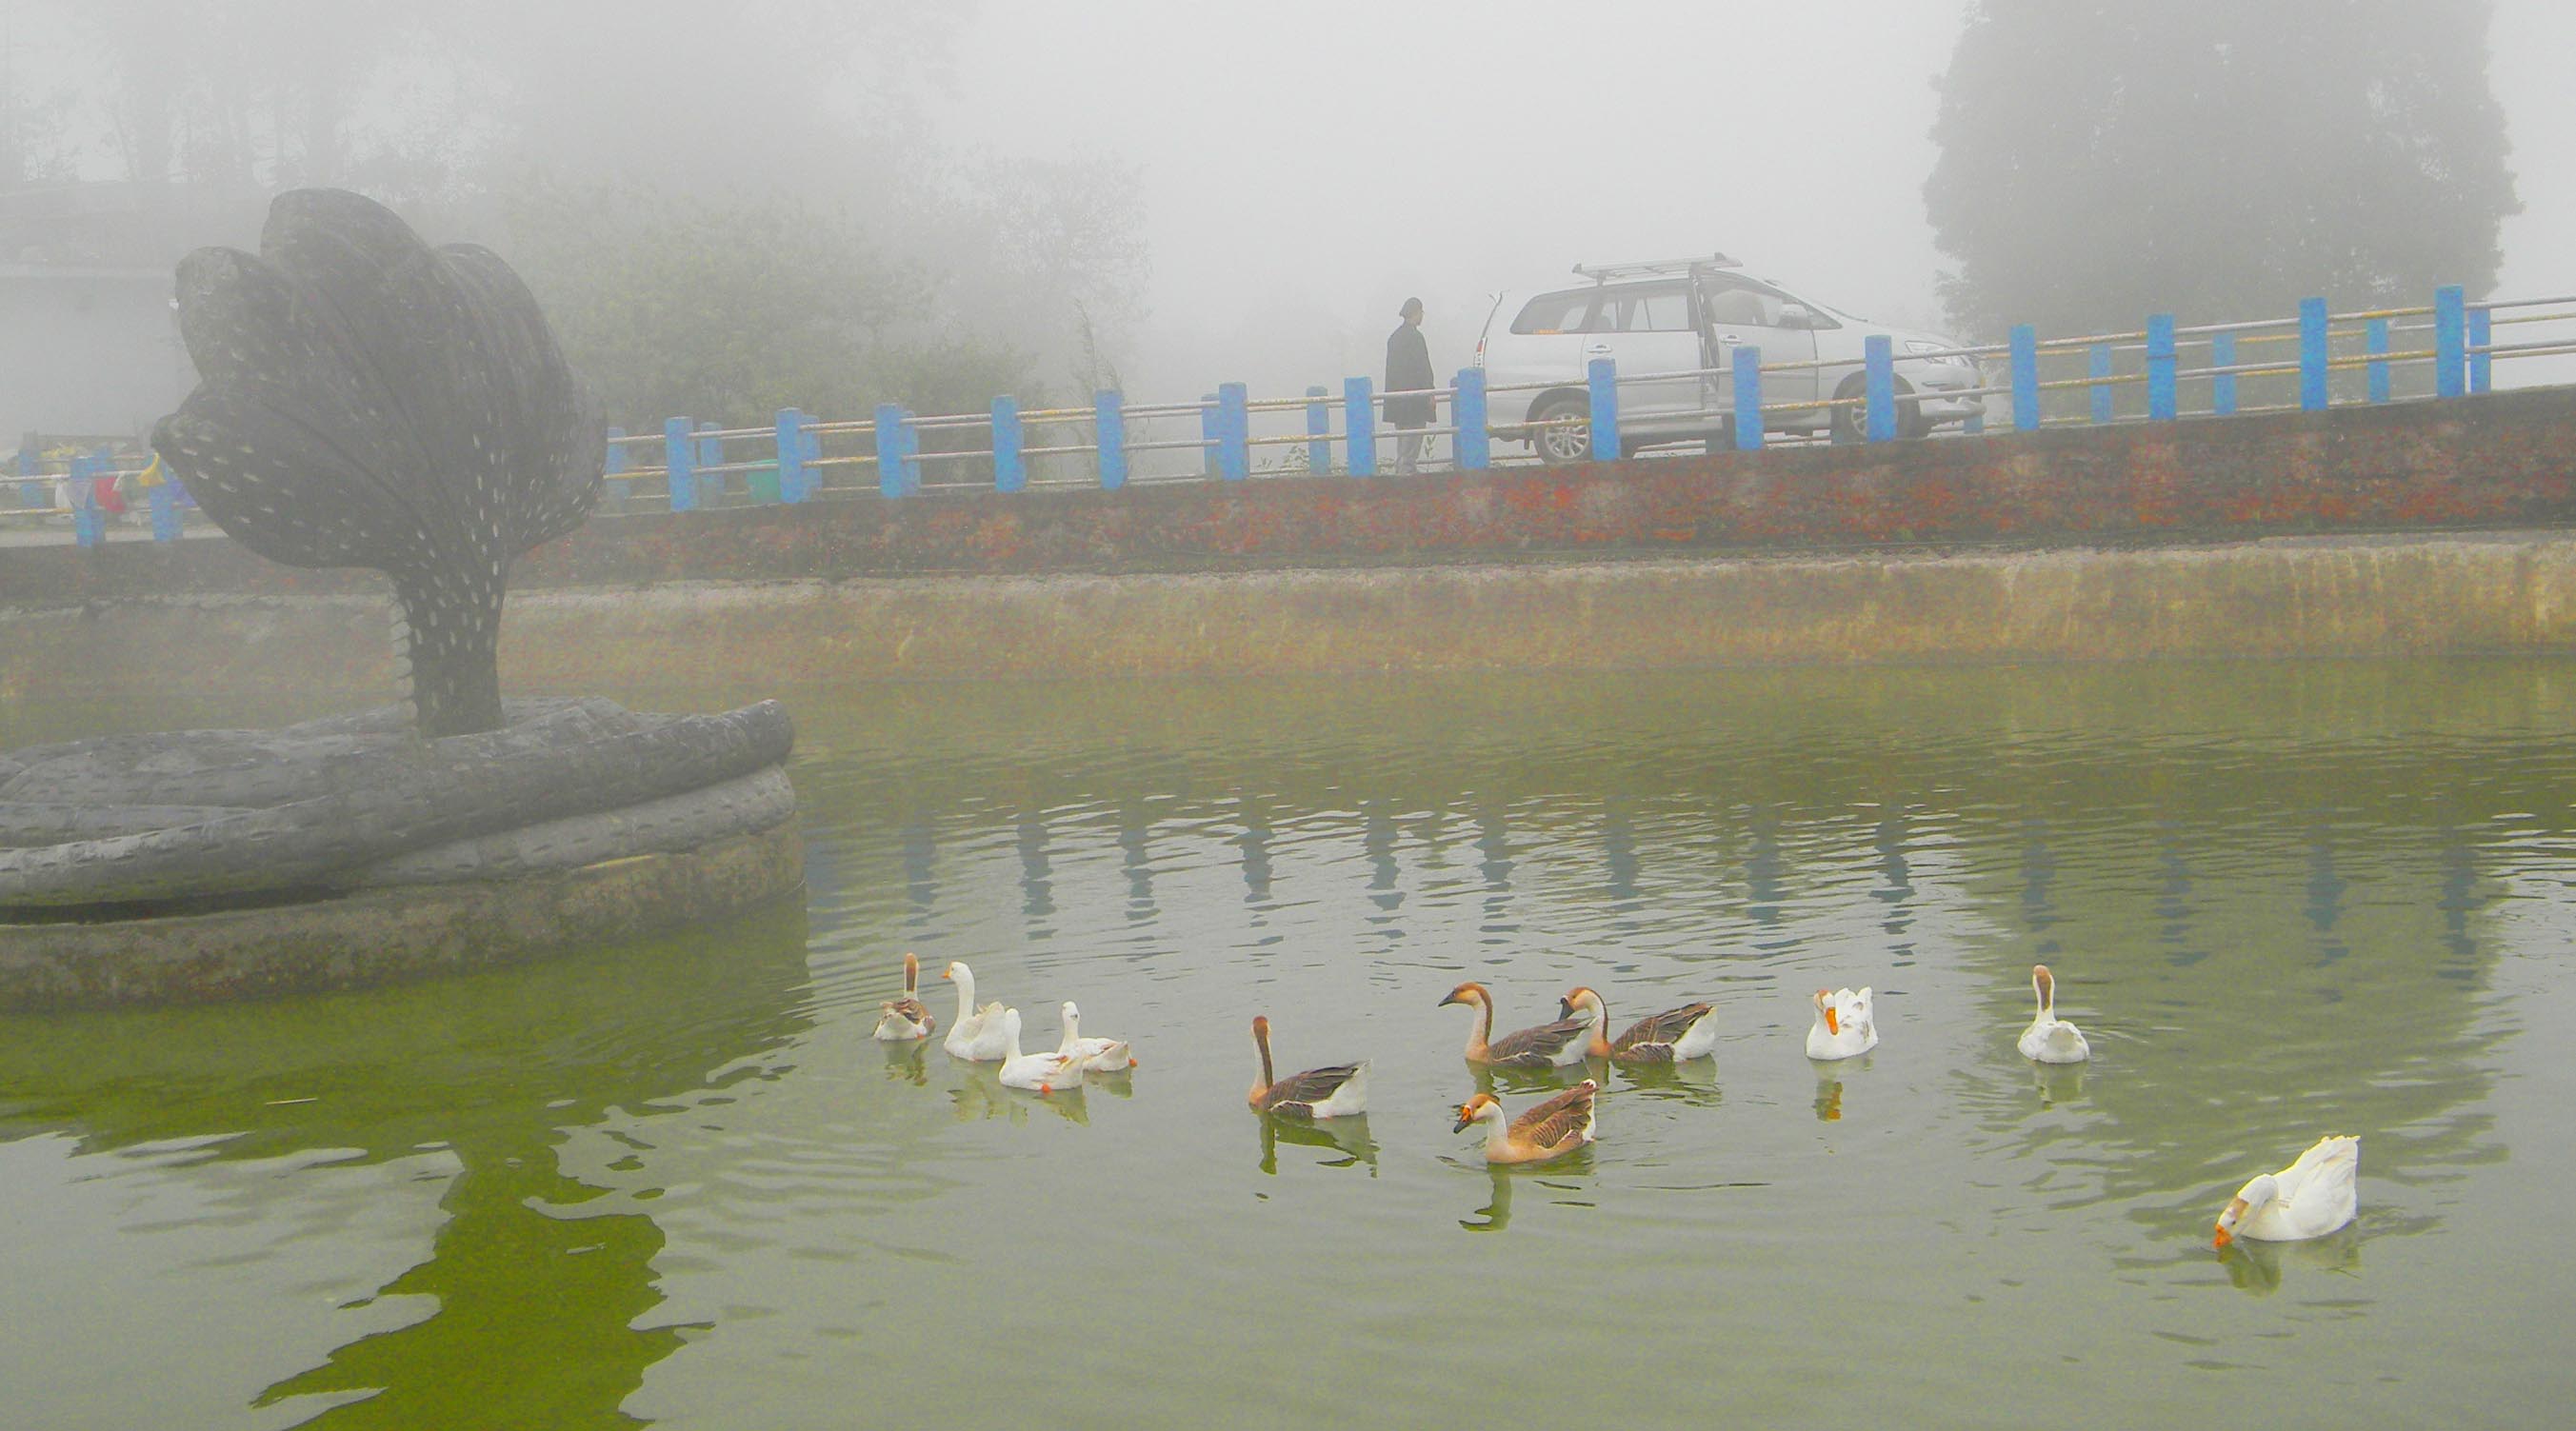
[746,461,781,504]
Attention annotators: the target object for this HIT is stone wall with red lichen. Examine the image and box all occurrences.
[4,387,2572,607]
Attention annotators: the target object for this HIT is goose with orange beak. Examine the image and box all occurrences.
[1438,981,1589,1067]
[1248,1016,1368,1119]
[1805,986,1878,1061]
[1454,1080,1597,1165]
[2213,1136,2359,1248]
[938,961,1020,1063]
[997,1003,1085,1095]
[1558,985,1717,1063]
[871,952,937,1043]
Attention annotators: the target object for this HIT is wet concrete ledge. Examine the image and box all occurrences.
[0,820,804,1011]
[7,532,2576,700]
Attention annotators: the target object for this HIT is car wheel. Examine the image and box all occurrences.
[1529,394,1591,465]
[1828,374,1924,444]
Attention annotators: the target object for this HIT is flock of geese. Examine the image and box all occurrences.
[875,954,2360,1245]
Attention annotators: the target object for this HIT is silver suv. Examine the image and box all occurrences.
[1474,254,1985,461]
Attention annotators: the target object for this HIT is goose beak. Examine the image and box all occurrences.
[1437,991,1462,1007]
[1558,997,1576,1019]
[940,968,953,982]
[1451,1103,1475,1132]
[2213,1196,2249,1249]
[1824,1004,1841,1037]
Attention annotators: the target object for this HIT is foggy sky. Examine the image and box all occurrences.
[929,0,2576,397]
[12,0,2574,402]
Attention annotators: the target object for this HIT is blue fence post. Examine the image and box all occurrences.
[1095,390,1127,489]
[149,478,179,542]
[1864,334,1897,442]
[2147,314,2177,421]
[992,395,1025,493]
[69,454,101,547]
[2366,319,2391,405]
[663,416,696,512]
[1305,386,1331,475]
[2468,304,2493,394]
[2009,325,2039,431]
[1453,368,1489,470]
[1732,345,1765,451]
[874,404,910,497]
[2212,332,2239,416]
[2088,344,2114,424]
[772,408,806,502]
[1586,356,1620,461]
[695,421,724,501]
[2298,297,2329,411]
[2433,286,2466,399]
[604,426,630,507]
[1216,382,1249,482]
[1344,377,1377,477]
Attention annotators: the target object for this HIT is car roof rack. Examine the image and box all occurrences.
[1572,253,1741,282]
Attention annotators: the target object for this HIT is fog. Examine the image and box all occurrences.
[7,0,2573,412]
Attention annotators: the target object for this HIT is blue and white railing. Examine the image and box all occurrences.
[15,285,2576,546]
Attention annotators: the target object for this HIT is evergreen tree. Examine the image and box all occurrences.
[1924,1,2520,339]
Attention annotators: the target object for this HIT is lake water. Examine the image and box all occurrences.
[5,661,2574,1429]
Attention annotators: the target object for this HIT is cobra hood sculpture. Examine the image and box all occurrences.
[151,189,604,737]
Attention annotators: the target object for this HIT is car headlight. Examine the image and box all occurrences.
[1903,339,1952,356]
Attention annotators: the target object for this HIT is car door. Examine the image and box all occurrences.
[1489,286,1603,429]
[1588,281,1706,434]
[1697,276,1819,425]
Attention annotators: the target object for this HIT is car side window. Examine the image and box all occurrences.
[1510,288,1600,335]
[1612,283,1693,333]
[1700,280,1785,328]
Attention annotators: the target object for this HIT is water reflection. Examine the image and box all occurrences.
[2215,1225,2365,1297]
[0,898,810,1430]
[1255,1113,1377,1177]
[7,661,2568,1427]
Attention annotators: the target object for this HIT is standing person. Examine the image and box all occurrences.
[1384,297,1435,473]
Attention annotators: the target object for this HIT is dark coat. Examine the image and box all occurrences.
[1384,322,1435,426]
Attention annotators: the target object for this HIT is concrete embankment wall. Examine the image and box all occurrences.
[4,388,2574,698]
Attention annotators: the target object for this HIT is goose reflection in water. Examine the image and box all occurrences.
[1468,1060,1588,1102]
[1613,1057,1722,1109]
[2217,1223,2365,1297]
[1457,1159,1597,1234]
[1256,1113,1378,1177]
[882,1042,931,1086]
[2031,1060,2087,1107]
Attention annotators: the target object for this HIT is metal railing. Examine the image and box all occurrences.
[16,284,2575,546]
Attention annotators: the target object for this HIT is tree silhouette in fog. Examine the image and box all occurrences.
[1924,0,2521,338]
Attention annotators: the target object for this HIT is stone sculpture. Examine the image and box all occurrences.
[0,190,798,1004]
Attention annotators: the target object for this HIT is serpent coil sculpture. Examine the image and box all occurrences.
[0,191,799,1001]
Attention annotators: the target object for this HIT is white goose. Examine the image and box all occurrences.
[1055,1001,1135,1074]
[939,961,1020,1063]
[2214,1136,2360,1247]
[1805,986,1878,1061]
[871,952,937,1043]
[997,1015,1084,1094]
[2015,964,2089,1064]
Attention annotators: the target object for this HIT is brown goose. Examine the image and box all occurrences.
[1454,1079,1598,1164]
[871,952,936,1042]
[1248,1016,1368,1119]
[1438,981,1591,1067]
[1560,985,1718,1063]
